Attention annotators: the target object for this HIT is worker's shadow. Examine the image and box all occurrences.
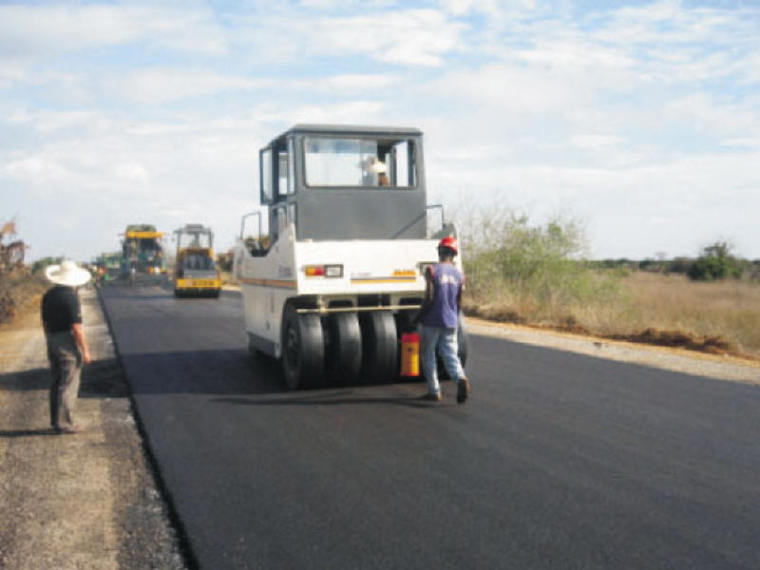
[213,390,445,409]
[0,358,129,438]
[0,428,59,438]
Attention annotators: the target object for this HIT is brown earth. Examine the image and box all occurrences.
[0,286,186,570]
[463,305,758,362]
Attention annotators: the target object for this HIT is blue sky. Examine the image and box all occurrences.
[1,0,758,262]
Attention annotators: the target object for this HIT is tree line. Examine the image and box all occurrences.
[592,241,759,281]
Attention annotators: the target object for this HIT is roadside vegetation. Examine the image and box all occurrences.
[4,215,758,359]
[0,220,48,325]
[458,207,760,360]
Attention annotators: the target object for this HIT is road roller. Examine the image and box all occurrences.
[234,124,466,389]
[173,224,222,298]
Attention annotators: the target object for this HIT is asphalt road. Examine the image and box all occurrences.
[99,283,760,570]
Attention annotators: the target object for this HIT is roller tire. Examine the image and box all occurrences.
[359,311,398,384]
[281,305,325,390]
[326,312,362,385]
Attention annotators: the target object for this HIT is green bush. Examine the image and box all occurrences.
[459,207,620,320]
[687,242,742,281]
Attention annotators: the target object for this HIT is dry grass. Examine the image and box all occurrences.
[0,270,47,325]
[613,272,760,358]
[464,271,760,360]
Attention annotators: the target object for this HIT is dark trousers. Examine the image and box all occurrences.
[46,331,82,430]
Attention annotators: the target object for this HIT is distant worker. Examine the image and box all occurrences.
[41,260,92,434]
[417,236,470,403]
[367,156,389,186]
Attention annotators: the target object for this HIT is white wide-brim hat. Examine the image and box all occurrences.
[45,260,92,287]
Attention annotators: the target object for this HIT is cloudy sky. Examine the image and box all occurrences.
[2,0,758,262]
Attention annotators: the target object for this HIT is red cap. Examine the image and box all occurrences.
[438,236,458,255]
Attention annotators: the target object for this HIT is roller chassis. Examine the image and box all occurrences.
[235,124,467,389]
[236,222,467,388]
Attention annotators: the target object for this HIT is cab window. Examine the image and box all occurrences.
[304,137,417,188]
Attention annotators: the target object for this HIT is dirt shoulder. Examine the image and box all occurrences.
[0,286,186,570]
[466,317,760,385]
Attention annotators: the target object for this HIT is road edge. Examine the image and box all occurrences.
[95,285,200,570]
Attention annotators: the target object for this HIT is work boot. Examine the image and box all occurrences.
[457,378,470,404]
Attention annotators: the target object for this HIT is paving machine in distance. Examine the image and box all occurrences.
[92,252,121,283]
[234,124,467,389]
[121,224,166,279]
[173,224,222,298]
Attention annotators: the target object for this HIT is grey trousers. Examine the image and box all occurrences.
[46,331,83,430]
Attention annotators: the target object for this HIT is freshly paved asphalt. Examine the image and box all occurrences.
[99,283,760,570]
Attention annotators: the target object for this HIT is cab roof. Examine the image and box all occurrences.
[281,124,422,138]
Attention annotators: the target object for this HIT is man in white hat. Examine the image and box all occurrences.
[41,260,92,434]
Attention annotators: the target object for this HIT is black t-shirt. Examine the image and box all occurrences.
[41,285,82,333]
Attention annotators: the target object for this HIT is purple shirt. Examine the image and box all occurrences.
[420,262,463,329]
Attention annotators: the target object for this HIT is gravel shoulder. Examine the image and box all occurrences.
[466,316,760,385]
[0,286,186,570]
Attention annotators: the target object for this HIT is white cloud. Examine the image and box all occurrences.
[6,108,110,133]
[570,135,625,150]
[104,69,274,104]
[2,1,759,262]
[516,39,635,70]
[235,8,464,67]
[430,63,592,113]
[317,73,400,92]
[0,4,227,59]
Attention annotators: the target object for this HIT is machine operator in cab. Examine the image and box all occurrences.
[417,236,470,404]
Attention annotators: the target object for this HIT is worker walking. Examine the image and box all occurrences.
[41,260,92,434]
[417,237,470,403]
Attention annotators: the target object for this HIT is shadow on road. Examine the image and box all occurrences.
[0,359,128,398]
[0,428,59,438]
[0,357,131,438]
[118,349,284,396]
[118,349,433,400]
[212,391,441,409]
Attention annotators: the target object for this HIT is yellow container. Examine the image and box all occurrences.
[400,332,420,377]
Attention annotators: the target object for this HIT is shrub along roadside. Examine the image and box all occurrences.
[454,207,758,359]
[459,208,622,330]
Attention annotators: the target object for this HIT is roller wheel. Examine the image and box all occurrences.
[359,311,398,384]
[457,319,468,367]
[326,312,362,385]
[281,304,325,390]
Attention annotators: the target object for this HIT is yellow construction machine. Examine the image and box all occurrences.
[173,224,222,298]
